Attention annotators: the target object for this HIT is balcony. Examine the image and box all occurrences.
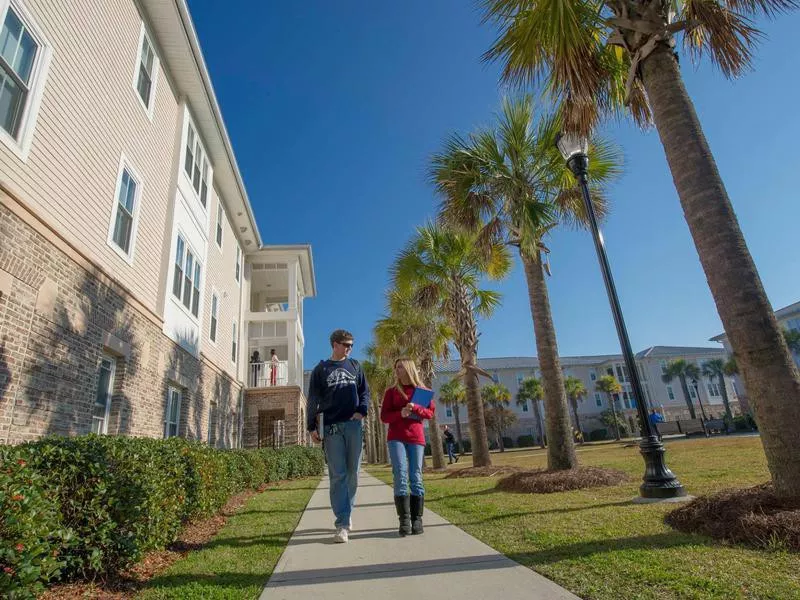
[248,360,289,388]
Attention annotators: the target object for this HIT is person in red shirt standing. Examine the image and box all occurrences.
[380,357,435,536]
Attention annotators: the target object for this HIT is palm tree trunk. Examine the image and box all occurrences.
[570,398,583,442]
[532,399,545,448]
[453,403,464,453]
[641,43,800,497]
[420,356,446,469]
[718,374,733,432]
[521,252,577,470]
[462,349,492,466]
[678,375,697,419]
[609,394,621,440]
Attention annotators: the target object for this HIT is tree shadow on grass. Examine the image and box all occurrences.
[507,532,715,567]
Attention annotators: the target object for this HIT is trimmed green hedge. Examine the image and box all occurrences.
[0,436,323,599]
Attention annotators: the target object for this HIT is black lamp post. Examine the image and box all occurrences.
[556,133,687,500]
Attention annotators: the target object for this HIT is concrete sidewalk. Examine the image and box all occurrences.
[260,471,578,600]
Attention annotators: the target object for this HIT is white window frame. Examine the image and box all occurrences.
[0,0,52,161]
[91,355,116,435]
[589,370,596,381]
[595,393,602,407]
[209,289,219,344]
[181,114,212,209]
[164,386,181,438]
[234,243,241,284]
[106,155,143,264]
[521,401,528,413]
[131,22,159,119]
[667,386,675,400]
[445,408,452,418]
[170,231,202,320]
[215,200,224,249]
[231,321,238,365]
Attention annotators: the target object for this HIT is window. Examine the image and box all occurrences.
[234,244,241,283]
[171,233,201,318]
[589,370,596,381]
[133,25,158,114]
[107,160,141,261]
[622,391,631,409]
[183,121,209,207]
[91,356,115,434]
[0,2,49,157]
[164,386,181,438]
[521,401,528,412]
[210,292,218,342]
[231,321,238,363]
[491,372,499,383]
[660,360,668,375]
[215,202,223,248]
[667,386,675,400]
[707,383,721,397]
[446,408,452,418]
[595,393,602,407]
[689,385,697,399]
[517,373,525,386]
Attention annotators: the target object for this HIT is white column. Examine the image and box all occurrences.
[288,318,298,387]
[288,259,299,310]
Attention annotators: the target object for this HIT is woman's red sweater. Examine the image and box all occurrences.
[380,385,436,446]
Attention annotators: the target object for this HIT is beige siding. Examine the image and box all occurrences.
[201,186,242,379]
[0,0,180,313]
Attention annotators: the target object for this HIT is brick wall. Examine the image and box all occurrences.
[0,193,241,446]
[242,386,307,448]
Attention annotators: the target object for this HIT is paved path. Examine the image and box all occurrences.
[260,471,578,600]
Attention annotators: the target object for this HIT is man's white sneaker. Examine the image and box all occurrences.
[333,527,349,543]
[347,518,353,531]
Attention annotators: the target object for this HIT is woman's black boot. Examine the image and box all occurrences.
[394,495,412,536]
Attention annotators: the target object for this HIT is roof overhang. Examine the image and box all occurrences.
[248,244,317,298]
[140,0,262,249]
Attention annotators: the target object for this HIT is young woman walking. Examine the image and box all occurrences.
[380,357,435,536]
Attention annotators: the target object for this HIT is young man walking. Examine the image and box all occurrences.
[307,329,370,543]
[443,425,458,464]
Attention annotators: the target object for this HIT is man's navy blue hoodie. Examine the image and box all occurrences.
[306,358,370,431]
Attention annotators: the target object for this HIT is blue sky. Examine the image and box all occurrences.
[187,0,800,365]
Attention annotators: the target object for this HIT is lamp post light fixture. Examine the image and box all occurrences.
[555,132,687,500]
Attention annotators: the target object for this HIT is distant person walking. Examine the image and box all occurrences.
[649,409,665,441]
[307,329,369,543]
[381,357,435,536]
[443,425,458,464]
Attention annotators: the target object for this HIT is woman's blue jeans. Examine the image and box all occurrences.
[388,440,425,496]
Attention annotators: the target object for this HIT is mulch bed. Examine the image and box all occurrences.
[444,465,527,479]
[40,486,263,599]
[495,466,631,494]
[665,483,800,551]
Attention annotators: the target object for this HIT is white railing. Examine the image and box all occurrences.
[248,360,288,387]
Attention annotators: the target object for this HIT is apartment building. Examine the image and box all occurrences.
[429,346,738,442]
[710,299,800,411]
[0,0,314,448]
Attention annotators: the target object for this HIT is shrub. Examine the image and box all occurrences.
[0,446,69,599]
[516,435,536,447]
[0,436,324,597]
[588,428,609,442]
[458,439,471,453]
[733,414,758,431]
[502,436,514,449]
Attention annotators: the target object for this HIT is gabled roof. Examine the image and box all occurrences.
[635,346,727,358]
[710,300,800,342]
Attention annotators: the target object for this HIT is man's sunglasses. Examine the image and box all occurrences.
[339,342,354,349]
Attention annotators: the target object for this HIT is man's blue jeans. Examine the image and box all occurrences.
[446,441,456,463]
[388,440,425,497]
[324,419,363,528]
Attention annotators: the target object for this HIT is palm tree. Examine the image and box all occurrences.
[661,359,701,420]
[481,0,800,498]
[374,287,452,469]
[702,358,734,431]
[362,345,394,464]
[438,378,467,454]
[595,375,622,440]
[481,383,513,451]
[430,97,621,471]
[564,376,587,441]
[517,376,545,448]
[393,222,511,467]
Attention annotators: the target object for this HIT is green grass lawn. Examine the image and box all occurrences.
[369,436,800,599]
[136,478,318,600]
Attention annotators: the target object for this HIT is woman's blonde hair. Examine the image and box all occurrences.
[393,357,424,400]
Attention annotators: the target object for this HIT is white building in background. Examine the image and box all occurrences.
[430,346,738,443]
[710,300,800,411]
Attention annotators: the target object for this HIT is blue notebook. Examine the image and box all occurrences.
[408,387,434,421]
